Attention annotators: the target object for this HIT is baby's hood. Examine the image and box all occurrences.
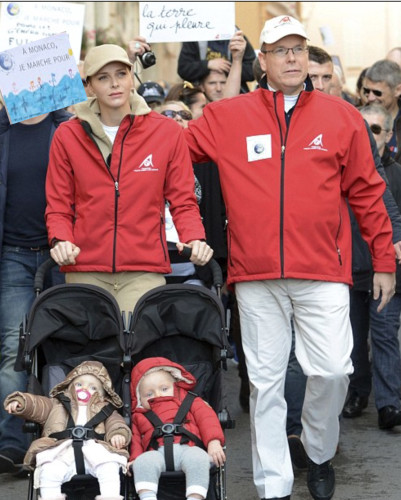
[50,360,122,407]
[130,357,196,408]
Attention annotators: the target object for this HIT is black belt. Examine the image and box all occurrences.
[28,246,49,251]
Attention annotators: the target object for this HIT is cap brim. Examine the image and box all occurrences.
[86,58,133,78]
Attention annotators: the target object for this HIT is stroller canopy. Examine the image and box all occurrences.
[128,284,228,356]
[20,283,125,372]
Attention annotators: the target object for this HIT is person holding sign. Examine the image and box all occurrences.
[177,29,255,94]
[0,108,70,475]
[45,44,212,314]
[184,15,396,500]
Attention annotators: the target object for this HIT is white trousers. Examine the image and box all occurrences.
[235,279,353,499]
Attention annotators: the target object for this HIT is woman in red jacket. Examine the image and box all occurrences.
[46,44,212,314]
[129,357,225,500]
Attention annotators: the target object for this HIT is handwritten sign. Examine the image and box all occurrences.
[0,1,85,62]
[0,33,87,123]
[139,2,235,43]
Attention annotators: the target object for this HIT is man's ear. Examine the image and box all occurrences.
[394,83,401,98]
[258,51,267,74]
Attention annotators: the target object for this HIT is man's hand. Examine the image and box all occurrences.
[394,241,401,264]
[207,58,231,74]
[50,241,81,266]
[176,240,213,266]
[373,272,396,312]
[229,30,246,62]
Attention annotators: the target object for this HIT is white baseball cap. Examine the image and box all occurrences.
[259,15,308,47]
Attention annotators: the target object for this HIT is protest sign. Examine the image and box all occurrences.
[139,2,235,43]
[0,32,87,123]
[0,1,85,62]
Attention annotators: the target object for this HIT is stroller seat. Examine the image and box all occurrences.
[16,271,130,500]
[127,282,235,500]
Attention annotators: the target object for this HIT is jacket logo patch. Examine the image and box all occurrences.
[134,154,158,172]
[304,134,328,152]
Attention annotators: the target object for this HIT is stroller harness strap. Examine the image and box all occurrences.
[49,395,116,475]
[144,392,205,471]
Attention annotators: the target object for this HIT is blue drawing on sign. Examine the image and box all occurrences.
[3,72,87,123]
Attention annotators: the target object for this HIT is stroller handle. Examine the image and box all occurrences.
[34,257,58,294]
[180,246,224,289]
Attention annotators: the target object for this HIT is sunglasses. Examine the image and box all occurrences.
[161,109,192,120]
[363,87,383,97]
[369,123,390,135]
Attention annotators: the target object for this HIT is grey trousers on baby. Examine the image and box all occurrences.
[133,444,210,498]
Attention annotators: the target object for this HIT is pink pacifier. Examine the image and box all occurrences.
[76,389,91,403]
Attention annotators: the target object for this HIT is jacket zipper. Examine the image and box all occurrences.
[225,218,233,266]
[81,117,134,272]
[273,93,293,278]
[112,116,134,272]
[160,212,167,261]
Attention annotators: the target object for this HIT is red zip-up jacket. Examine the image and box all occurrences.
[46,98,205,274]
[129,357,224,461]
[185,83,395,285]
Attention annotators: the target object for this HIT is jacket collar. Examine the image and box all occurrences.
[259,74,314,93]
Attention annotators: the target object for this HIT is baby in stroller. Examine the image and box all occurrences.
[4,360,131,500]
[129,357,225,500]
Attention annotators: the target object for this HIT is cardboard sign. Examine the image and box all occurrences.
[0,33,87,123]
[0,1,85,62]
[139,2,235,43]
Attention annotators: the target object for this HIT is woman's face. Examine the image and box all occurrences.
[189,92,207,120]
[87,62,133,113]
[159,102,192,128]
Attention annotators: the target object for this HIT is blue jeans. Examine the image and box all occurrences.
[349,289,401,410]
[0,246,64,454]
[285,321,307,436]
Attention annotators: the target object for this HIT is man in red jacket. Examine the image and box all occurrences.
[184,15,396,500]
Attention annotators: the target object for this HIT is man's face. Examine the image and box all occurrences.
[200,70,227,102]
[362,111,392,156]
[258,35,308,95]
[308,60,333,94]
[363,78,399,110]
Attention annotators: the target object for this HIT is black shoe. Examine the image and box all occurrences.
[0,448,25,474]
[342,394,369,418]
[307,457,335,500]
[378,406,401,429]
[262,497,291,499]
[288,434,308,470]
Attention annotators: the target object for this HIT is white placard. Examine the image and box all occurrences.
[0,2,85,62]
[0,33,87,123]
[139,2,236,43]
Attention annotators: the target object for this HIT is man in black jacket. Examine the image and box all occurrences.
[343,103,401,429]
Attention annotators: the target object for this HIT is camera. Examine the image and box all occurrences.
[139,50,156,69]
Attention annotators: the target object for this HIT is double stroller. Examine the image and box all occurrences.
[16,258,234,500]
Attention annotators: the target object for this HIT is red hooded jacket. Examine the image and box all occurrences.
[129,357,224,461]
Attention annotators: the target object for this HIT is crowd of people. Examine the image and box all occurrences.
[1,12,401,500]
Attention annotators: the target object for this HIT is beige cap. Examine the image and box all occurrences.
[84,44,133,78]
[259,15,308,47]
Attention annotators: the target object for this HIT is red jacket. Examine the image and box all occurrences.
[129,357,224,461]
[46,108,205,273]
[185,86,395,285]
